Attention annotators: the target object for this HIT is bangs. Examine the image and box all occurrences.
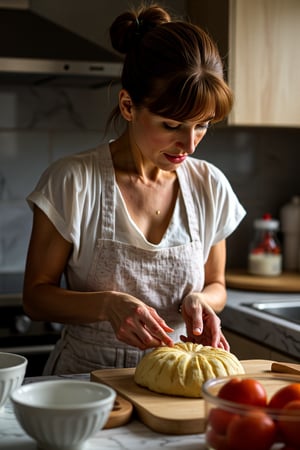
[145,72,233,123]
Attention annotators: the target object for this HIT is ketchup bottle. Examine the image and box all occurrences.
[248,213,282,276]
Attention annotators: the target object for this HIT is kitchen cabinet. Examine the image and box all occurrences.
[223,329,299,363]
[187,0,300,127]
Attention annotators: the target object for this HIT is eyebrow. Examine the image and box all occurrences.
[184,115,215,124]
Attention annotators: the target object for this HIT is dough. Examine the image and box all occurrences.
[134,342,245,398]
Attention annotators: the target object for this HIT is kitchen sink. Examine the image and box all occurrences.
[242,301,300,325]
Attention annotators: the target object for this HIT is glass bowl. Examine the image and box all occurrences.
[202,373,300,450]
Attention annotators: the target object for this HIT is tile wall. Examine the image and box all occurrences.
[0,84,120,272]
[0,84,300,272]
[197,125,300,268]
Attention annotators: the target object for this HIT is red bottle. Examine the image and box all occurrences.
[248,213,282,276]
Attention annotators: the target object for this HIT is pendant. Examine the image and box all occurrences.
[155,210,161,215]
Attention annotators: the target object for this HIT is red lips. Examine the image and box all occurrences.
[164,153,187,164]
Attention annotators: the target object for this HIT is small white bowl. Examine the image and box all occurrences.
[11,379,116,450]
[0,352,27,411]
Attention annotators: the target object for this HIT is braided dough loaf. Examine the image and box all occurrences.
[134,342,245,398]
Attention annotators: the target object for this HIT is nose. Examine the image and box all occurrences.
[176,128,205,154]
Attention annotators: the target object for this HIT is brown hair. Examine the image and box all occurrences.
[108,3,233,127]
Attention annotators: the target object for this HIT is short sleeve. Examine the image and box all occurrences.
[26,149,103,253]
[184,158,246,262]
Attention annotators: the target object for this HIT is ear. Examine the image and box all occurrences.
[119,89,134,121]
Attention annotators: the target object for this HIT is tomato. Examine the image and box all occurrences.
[208,407,238,435]
[206,428,231,450]
[218,378,268,407]
[226,411,276,450]
[268,383,300,409]
[278,400,300,447]
[280,447,299,450]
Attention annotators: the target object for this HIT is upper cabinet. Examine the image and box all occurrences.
[187,0,300,127]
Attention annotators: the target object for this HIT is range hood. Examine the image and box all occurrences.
[0,5,123,88]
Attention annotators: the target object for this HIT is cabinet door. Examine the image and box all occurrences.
[223,329,299,362]
[229,0,300,127]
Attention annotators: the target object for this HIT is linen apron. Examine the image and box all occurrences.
[43,151,205,375]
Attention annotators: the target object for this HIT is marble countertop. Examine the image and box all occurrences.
[220,289,300,360]
[0,404,205,450]
[0,374,206,450]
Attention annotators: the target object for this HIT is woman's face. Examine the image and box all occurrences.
[128,106,212,170]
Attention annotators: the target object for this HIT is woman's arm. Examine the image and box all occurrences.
[199,238,227,312]
[180,240,230,350]
[23,206,108,323]
[23,206,174,349]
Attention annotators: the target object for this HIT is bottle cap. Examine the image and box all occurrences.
[254,213,279,230]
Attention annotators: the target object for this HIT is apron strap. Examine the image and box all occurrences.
[100,144,116,240]
[177,162,200,242]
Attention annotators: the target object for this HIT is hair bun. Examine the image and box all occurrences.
[110,5,171,54]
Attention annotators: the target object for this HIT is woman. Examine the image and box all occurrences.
[23,3,246,374]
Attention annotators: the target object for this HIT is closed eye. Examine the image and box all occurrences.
[196,123,210,130]
[163,121,211,131]
[163,122,181,130]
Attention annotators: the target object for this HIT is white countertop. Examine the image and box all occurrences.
[0,374,206,450]
[0,403,205,450]
[220,289,300,359]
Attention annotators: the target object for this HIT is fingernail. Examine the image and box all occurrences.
[193,327,202,336]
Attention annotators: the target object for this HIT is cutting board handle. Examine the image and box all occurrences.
[271,361,300,375]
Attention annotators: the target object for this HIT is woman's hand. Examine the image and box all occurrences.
[179,292,230,350]
[107,293,174,350]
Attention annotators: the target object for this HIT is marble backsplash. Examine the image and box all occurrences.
[0,84,119,273]
[0,84,300,273]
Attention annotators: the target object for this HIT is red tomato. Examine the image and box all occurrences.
[278,400,300,447]
[268,383,300,409]
[218,377,268,407]
[206,428,231,450]
[226,411,276,450]
[208,407,238,435]
[280,447,299,450]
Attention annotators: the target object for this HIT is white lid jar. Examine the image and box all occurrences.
[248,213,282,276]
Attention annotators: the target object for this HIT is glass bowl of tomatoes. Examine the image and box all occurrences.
[202,373,300,450]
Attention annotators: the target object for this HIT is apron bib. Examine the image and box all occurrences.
[44,149,204,374]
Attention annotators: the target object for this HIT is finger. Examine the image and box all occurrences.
[210,328,222,347]
[192,327,202,336]
[220,334,230,351]
[142,309,174,345]
[144,323,174,346]
[118,325,162,350]
[148,308,174,332]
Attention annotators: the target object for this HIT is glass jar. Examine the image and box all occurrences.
[248,213,282,276]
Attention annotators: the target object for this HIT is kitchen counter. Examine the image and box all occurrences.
[0,374,205,450]
[220,289,300,360]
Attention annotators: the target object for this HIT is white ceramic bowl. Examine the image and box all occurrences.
[0,352,27,411]
[11,379,116,450]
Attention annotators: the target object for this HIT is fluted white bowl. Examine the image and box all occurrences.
[0,352,27,411]
[11,379,116,450]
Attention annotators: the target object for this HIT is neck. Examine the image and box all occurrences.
[110,132,169,184]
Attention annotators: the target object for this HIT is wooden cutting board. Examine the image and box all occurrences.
[226,269,300,292]
[104,395,133,429]
[91,359,280,435]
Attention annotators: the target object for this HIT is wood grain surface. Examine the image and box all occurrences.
[104,395,133,429]
[225,269,300,292]
[91,359,290,434]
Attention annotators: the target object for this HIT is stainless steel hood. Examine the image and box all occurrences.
[0,5,123,88]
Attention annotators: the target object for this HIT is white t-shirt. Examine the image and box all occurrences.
[115,185,190,250]
[27,143,246,290]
